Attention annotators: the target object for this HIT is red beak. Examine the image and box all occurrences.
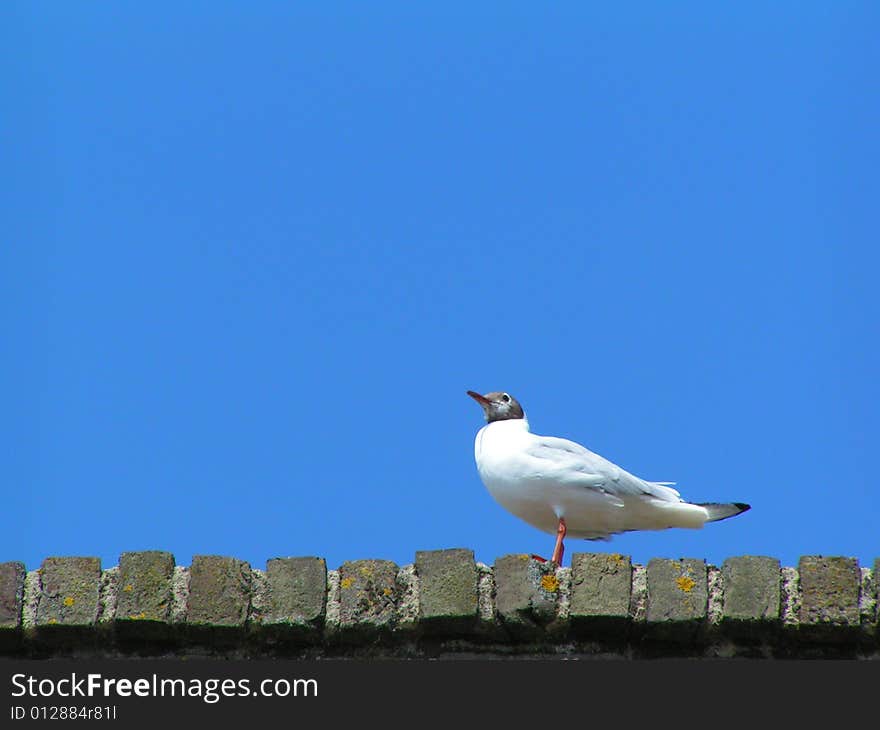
[466,390,492,406]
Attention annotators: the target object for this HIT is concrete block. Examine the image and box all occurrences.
[646,558,707,641]
[569,553,631,639]
[114,551,175,641]
[721,556,781,639]
[415,548,478,634]
[798,556,860,641]
[494,554,559,640]
[261,556,327,639]
[337,559,398,640]
[36,557,102,628]
[187,555,251,641]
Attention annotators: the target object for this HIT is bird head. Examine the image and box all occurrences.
[466,390,525,423]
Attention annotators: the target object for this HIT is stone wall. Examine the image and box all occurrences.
[1,550,877,658]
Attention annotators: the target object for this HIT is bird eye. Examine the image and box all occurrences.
[501,393,510,403]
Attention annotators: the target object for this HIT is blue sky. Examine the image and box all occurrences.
[3,3,878,573]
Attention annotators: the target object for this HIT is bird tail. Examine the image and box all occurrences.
[699,502,751,523]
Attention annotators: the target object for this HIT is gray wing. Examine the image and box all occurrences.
[527,435,682,503]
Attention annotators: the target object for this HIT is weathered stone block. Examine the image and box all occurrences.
[36,557,102,628]
[494,554,559,640]
[186,555,251,640]
[337,559,398,640]
[261,557,327,639]
[798,556,860,641]
[114,551,175,642]
[0,562,25,650]
[0,562,25,629]
[875,558,880,636]
[116,551,174,622]
[570,553,631,639]
[721,556,781,639]
[646,558,707,642]
[415,548,478,634]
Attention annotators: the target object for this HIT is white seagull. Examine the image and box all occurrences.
[467,390,750,565]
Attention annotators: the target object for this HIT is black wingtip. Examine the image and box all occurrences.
[698,502,752,523]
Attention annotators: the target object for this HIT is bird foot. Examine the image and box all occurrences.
[550,518,567,567]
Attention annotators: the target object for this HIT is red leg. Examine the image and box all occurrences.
[550,517,567,566]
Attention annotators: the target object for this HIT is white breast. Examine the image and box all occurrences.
[473,419,569,535]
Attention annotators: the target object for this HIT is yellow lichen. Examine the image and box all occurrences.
[63,596,75,607]
[129,612,147,620]
[382,587,393,597]
[340,577,354,589]
[676,575,696,593]
[359,566,374,578]
[541,574,560,593]
[47,618,57,625]
[123,584,134,593]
